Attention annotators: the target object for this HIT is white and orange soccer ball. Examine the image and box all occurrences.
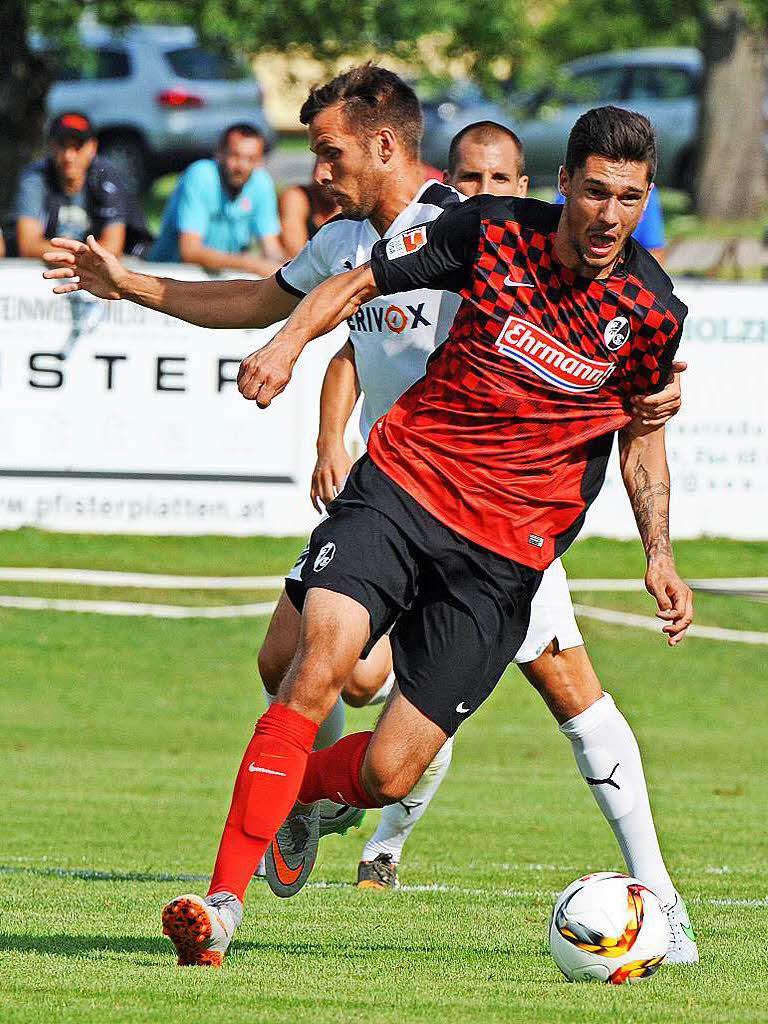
[549,872,670,983]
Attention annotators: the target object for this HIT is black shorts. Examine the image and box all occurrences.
[286,456,542,736]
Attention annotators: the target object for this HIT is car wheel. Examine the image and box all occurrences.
[99,134,148,195]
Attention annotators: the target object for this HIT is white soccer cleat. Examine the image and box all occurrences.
[662,892,699,964]
[161,892,242,967]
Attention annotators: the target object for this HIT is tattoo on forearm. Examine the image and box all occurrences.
[629,457,672,558]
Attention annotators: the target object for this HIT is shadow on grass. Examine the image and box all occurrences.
[0,931,500,962]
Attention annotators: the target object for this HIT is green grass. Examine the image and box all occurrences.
[1,534,767,1022]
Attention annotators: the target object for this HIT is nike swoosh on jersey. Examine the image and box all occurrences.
[504,275,534,288]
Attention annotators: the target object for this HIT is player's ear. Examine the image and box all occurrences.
[557,164,569,198]
[517,175,530,198]
[377,128,396,165]
[642,180,654,214]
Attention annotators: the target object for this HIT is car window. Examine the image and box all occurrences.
[629,66,696,101]
[165,47,250,81]
[531,67,628,117]
[568,67,627,104]
[43,47,131,82]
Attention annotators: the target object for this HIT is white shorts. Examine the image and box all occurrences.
[513,557,583,664]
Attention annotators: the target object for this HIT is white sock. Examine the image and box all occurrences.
[263,685,345,751]
[559,692,675,905]
[365,670,396,706]
[362,735,454,863]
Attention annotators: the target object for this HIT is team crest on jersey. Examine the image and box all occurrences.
[603,315,631,351]
[496,315,616,393]
[385,224,428,260]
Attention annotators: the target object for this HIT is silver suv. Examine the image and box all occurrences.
[511,49,702,190]
[32,23,275,193]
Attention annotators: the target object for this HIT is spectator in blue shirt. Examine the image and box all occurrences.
[149,123,283,274]
[554,181,666,263]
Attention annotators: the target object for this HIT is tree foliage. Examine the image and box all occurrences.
[4,0,768,221]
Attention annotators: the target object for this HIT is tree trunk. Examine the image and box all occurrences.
[0,0,49,223]
[695,2,767,220]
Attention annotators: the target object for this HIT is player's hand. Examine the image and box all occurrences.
[644,555,694,646]
[627,361,687,436]
[42,235,129,300]
[310,442,352,512]
[237,336,297,408]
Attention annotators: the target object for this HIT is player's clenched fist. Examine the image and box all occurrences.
[42,234,129,300]
[237,338,297,408]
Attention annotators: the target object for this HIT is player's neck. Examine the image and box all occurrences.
[367,164,428,236]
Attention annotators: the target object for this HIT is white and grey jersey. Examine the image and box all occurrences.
[276,180,462,441]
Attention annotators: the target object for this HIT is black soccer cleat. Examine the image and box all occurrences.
[356,853,400,890]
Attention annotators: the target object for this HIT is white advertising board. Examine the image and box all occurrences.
[582,280,768,540]
[0,265,765,539]
[0,261,347,535]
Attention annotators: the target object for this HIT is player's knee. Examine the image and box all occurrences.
[341,677,373,708]
[362,759,418,804]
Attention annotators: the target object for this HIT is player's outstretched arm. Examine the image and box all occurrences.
[42,234,298,329]
[618,425,693,645]
[238,263,378,408]
[311,341,360,512]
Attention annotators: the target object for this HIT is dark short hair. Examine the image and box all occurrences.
[218,122,265,150]
[300,64,423,159]
[447,120,526,177]
[565,106,657,181]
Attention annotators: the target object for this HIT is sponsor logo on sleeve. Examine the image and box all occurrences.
[495,315,616,393]
[385,224,428,260]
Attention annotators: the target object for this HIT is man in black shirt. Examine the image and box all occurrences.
[13,112,129,259]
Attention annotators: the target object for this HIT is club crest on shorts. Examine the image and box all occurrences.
[313,542,336,572]
[603,316,631,351]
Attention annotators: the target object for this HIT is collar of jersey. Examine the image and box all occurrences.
[365,178,450,240]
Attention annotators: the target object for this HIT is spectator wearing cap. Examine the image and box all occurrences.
[148,122,283,275]
[13,113,128,259]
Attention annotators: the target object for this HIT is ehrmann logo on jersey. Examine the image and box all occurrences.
[347,302,431,335]
[496,315,615,393]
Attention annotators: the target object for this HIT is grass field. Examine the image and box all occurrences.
[2,531,767,1023]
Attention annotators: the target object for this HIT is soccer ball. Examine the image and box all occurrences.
[549,872,670,983]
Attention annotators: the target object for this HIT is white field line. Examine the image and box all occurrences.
[1,862,763,906]
[0,568,766,640]
[0,568,285,589]
[307,882,767,907]
[1,591,766,642]
[0,567,766,594]
[0,595,277,619]
[570,577,768,593]
[572,603,768,645]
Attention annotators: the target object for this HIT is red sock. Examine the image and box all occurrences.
[208,703,318,902]
[298,731,381,808]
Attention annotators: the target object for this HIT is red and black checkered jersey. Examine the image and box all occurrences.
[367,195,687,569]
